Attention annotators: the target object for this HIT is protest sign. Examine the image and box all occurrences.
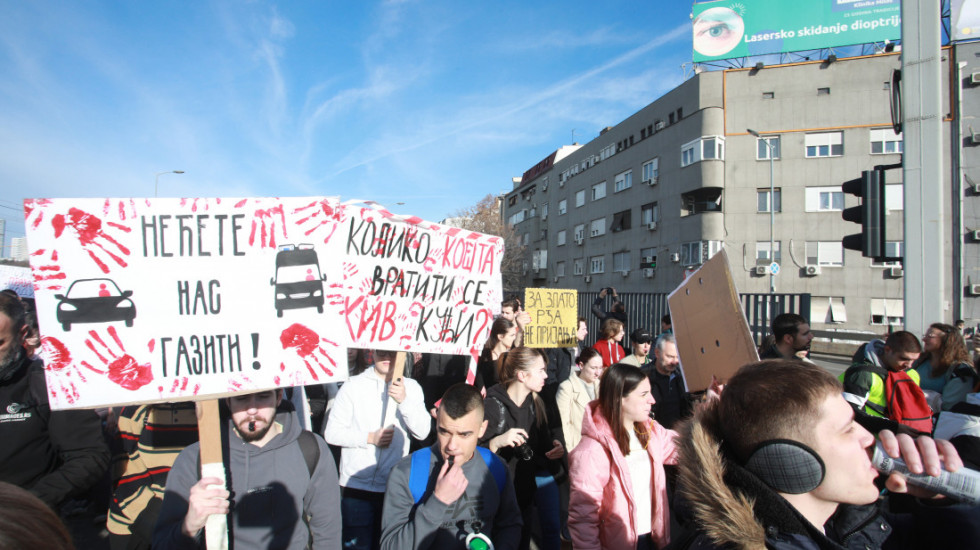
[522,288,578,348]
[24,197,502,409]
[667,249,758,391]
[0,264,34,299]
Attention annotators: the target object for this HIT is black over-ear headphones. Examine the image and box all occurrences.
[743,439,826,494]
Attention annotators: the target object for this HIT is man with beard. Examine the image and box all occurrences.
[759,313,814,360]
[0,292,109,510]
[154,389,342,549]
[647,333,693,431]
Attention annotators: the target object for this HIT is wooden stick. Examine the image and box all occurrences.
[197,399,228,550]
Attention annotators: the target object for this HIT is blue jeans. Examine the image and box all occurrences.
[341,489,384,550]
[534,471,562,550]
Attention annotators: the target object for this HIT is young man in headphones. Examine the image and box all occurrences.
[672,359,970,549]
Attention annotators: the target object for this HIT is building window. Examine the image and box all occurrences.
[600,144,616,161]
[817,87,831,95]
[556,261,566,277]
[590,218,606,237]
[540,203,548,219]
[756,136,781,160]
[613,252,631,272]
[574,224,585,241]
[522,233,529,246]
[870,298,904,326]
[590,256,605,274]
[805,131,843,157]
[558,199,567,215]
[804,242,844,266]
[872,242,903,267]
[762,91,775,99]
[573,259,584,275]
[610,209,632,232]
[757,188,782,213]
[681,136,725,167]
[508,209,528,225]
[614,170,633,193]
[755,241,782,266]
[811,296,847,324]
[870,128,903,154]
[681,188,723,216]
[885,185,903,211]
[575,190,586,208]
[680,241,702,266]
[556,230,566,246]
[642,158,659,184]
[641,202,660,225]
[591,182,606,201]
[805,187,845,212]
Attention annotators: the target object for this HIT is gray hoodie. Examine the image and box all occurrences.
[380,444,522,550]
[153,403,342,549]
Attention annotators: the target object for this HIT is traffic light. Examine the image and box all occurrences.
[841,169,884,258]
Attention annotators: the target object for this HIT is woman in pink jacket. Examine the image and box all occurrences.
[568,363,679,550]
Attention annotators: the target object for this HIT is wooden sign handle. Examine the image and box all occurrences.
[197,399,228,550]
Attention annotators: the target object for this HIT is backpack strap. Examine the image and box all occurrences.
[297,430,320,478]
[477,447,507,495]
[410,447,433,503]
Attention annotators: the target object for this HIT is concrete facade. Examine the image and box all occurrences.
[504,51,959,334]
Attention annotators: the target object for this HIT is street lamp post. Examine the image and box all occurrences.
[155,170,185,197]
[747,129,775,295]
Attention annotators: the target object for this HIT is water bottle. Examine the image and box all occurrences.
[871,442,980,505]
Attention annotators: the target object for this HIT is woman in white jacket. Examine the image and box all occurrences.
[556,348,603,452]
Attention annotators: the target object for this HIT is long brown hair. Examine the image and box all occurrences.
[485,317,516,351]
[499,346,549,427]
[598,318,624,341]
[597,363,649,455]
[914,323,972,377]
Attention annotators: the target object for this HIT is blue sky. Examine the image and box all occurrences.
[0,1,698,255]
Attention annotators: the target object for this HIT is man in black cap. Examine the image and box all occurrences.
[621,328,654,369]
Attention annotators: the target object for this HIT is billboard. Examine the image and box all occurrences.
[952,0,980,42]
[692,0,901,62]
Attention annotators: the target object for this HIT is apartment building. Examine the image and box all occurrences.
[503,51,958,334]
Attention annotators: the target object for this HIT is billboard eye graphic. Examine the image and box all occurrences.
[53,278,136,331]
[270,244,327,318]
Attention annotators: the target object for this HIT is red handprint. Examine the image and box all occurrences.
[280,323,337,381]
[51,206,132,274]
[178,198,221,213]
[294,199,345,244]
[156,376,199,399]
[40,336,82,405]
[81,327,153,391]
[243,201,287,249]
[30,249,67,291]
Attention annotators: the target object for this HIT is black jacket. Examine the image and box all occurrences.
[0,351,109,508]
[646,366,693,430]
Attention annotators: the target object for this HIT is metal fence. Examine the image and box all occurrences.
[508,289,810,349]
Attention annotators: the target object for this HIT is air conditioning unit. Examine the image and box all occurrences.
[647,221,658,231]
[643,268,654,278]
[972,72,980,84]
[655,121,665,130]
[971,229,980,241]
[542,183,548,191]
[670,253,681,263]
[584,275,592,283]
[620,270,630,277]
[887,267,904,278]
[541,213,547,221]
[575,237,584,245]
[552,276,559,283]
[972,133,980,145]
[969,283,980,296]
[805,265,821,276]
[753,266,768,276]
[643,256,654,263]
[972,183,980,194]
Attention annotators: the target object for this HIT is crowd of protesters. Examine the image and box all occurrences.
[3,287,980,549]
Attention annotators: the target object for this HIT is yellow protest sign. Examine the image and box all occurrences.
[523,288,578,347]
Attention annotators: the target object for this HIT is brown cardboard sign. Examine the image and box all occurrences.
[667,249,759,391]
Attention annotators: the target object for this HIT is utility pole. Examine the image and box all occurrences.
[901,0,945,334]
